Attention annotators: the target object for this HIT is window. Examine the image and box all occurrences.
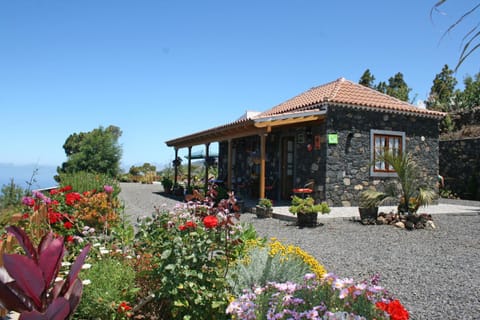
[370,130,405,176]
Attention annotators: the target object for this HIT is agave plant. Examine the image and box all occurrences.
[0,225,91,319]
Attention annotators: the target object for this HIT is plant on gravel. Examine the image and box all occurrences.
[134,204,244,319]
[227,272,409,320]
[0,225,91,319]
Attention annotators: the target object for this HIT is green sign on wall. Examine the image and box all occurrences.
[328,133,338,144]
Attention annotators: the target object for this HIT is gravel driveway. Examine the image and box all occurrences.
[119,183,480,319]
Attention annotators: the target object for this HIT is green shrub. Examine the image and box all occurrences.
[134,206,245,319]
[58,171,120,197]
[74,257,138,320]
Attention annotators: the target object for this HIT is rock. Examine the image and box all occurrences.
[376,216,387,225]
[425,220,436,229]
[394,221,405,229]
[405,221,415,230]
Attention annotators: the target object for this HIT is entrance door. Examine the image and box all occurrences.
[281,137,294,200]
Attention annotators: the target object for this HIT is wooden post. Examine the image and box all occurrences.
[204,143,210,192]
[227,139,233,190]
[187,146,192,190]
[174,148,179,186]
[259,133,266,199]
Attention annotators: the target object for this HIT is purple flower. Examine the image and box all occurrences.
[103,185,114,194]
[22,196,35,206]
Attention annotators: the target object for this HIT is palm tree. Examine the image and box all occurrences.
[377,151,436,214]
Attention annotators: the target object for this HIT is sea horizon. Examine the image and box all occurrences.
[0,163,58,191]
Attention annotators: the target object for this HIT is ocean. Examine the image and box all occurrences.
[0,163,58,191]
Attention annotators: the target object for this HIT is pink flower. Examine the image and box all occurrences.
[22,196,35,207]
[104,185,114,194]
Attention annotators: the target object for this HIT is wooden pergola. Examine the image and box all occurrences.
[165,109,325,199]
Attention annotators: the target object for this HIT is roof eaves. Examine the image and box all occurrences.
[329,102,446,119]
[165,118,255,147]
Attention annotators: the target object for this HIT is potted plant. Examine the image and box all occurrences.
[358,189,389,222]
[161,176,173,194]
[256,198,273,218]
[289,195,330,228]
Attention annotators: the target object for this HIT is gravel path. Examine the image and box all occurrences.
[119,183,480,319]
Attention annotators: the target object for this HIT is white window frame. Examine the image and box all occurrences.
[370,129,406,177]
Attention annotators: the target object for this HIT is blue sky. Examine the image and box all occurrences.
[1,0,479,174]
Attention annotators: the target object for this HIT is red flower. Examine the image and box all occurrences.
[48,212,62,224]
[66,235,75,243]
[117,301,132,313]
[49,188,60,195]
[65,192,81,206]
[179,221,197,231]
[376,299,409,320]
[64,221,74,229]
[203,215,218,229]
[60,185,72,192]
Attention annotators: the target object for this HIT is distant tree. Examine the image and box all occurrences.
[129,163,156,176]
[375,81,388,95]
[359,69,376,88]
[58,125,123,178]
[426,64,458,111]
[384,72,411,102]
[432,1,480,70]
[0,178,24,209]
[455,72,480,110]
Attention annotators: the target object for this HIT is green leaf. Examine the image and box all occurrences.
[161,249,172,260]
[165,264,176,271]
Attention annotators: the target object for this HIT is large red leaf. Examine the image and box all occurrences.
[38,238,64,289]
[37,232,56,255]
[6,226,37,261]
[0,281,29,312]
[64,278,83,316]
[3,254,44,309]
[61,244,90,294]
[19,297,70,320]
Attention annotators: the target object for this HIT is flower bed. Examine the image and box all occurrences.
[0,178,410,319]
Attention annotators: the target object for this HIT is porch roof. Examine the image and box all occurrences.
[165,78,446,148]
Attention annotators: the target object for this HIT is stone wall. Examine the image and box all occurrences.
[439,138,480,200]
[324,105,440,207]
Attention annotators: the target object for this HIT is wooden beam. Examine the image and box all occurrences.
[254,115,320,128]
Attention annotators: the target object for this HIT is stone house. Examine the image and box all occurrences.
[166,78,445,206]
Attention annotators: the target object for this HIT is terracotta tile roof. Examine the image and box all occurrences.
[258,77,445,118]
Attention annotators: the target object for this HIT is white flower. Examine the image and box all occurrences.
[93,243,101,247]
[100,248,110,255]
[55,277,64,282]
[81,263,92,269]
[61,262,72,267]
[82,279,91,285]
